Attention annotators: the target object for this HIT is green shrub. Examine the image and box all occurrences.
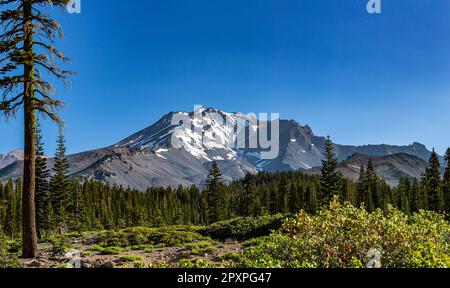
[56,263,74,269]
[95,226,210,248]
[217,252,241,262]
[5,240,20,253]
[151,261,171,268]
[100,246,122,255]
[146,230,208,247]
[49,235,73,255]
[133,260,145,268]
[191,246,217,255]
[96,230,129,248]
[199,214,286,240]
[130,244,152,251]
[0,233,20,268]
[179,259,217,268]
[238,198,450,268]
[119,255,143,262]
[88,244,104,252]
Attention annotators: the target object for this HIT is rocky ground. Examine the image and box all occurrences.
[19,237,243,269]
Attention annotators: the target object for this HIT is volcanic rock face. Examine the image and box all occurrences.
[0,108,435,189]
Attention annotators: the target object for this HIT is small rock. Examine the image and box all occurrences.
[101,261,115,269]
[81,262,93,269]
[27,260,43,268]
[83,238,97,245]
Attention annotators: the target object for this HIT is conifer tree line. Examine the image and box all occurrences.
[1,131,450,240]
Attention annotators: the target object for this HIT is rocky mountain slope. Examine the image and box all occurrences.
[0,108,436,189]
[306,153,429,186]
[0,150,24,170]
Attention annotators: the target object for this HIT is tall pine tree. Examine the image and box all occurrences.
[49,128,70,234]
[422,149,444,212]
[320,136,342,205]
[365,159,379,212]
[356,165,367,208]
[205,162,225,224]
[241,172,258,217]
[0,0,73,258]
[444,148,450,213]
[35,122,50,240]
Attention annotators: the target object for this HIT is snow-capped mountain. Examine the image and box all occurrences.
[0,108,437,189]
[0,150,24,170]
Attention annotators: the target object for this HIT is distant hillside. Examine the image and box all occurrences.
[306,153,428,186]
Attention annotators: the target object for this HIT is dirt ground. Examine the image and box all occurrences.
[19,240,243,268]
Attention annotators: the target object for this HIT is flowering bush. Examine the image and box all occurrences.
[238,198,450,268]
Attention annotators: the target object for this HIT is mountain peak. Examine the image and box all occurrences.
[1,109,437,190]
[0,149,24,170]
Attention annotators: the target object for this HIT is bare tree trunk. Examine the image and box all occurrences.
[21,0,39,259]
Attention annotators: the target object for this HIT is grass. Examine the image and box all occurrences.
[56,263,73,269]
[119,255,143,262]
[100,246,122,255]
[95,226,212,249]
[88,244,122,255]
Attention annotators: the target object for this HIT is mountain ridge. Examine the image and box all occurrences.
[0,108,439,189]
[0,150,24,170]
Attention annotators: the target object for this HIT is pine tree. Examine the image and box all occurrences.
[269,183,279,214]
[365,159,378,212]
[288,183,302,213]
[320,136,342,205]
[410,178,420,212]
[422,149,444,212]
[356,165,367,208]
[14,179,23,238]
[0,0,74,258]
[241,172,257,216]
[305,185,318,214]
[205,162,225,224]
[3,180,15,238]
[443,148,450,213]
[35,122,50,239]
[67,180,86,232]
[49,128,70,234]
[397,178,411,213]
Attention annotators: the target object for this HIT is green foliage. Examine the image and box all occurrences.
[444,148,450,212]
[217,252,241,262]
[119,255,143,262]
[49,128,70,234]
[88,244,104,252]
[0,231,20,268]
[133,260,145,268]
[205,162,226,224]
[151,261,171,268]
[199,214,286,240]
[96,226,210,248]
[57,263,74,269]
[179,258,217,268]
[240,173,259,216]
[49,235,73,255]
[188,241,217,255]
[100,246,122,255]
[320,136,342,205]
[35,122,51,240]
[422,149,444,212]
[238,198,450,268]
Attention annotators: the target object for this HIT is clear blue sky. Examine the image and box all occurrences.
[1,0,449,155]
